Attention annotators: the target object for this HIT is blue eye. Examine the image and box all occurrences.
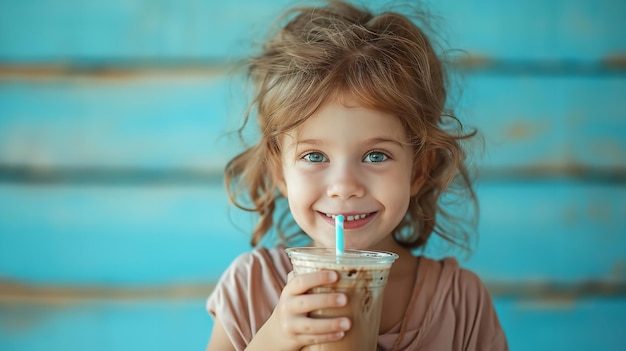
[363,151,388,163]
[303,152,328,163]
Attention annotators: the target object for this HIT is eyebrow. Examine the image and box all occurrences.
[295,139,321,146]
[366,137,406,148]
[296,137,406,148]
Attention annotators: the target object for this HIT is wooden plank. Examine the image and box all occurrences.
[1,74,624,173]
[0,73,247,172]
[436,0,626,63]
[464,180,626,283]
[0,0,292,63]
[0,0,624,63]
[495,296,626,351]
[1,181,624,286]
[0,297,212,350]
[463,73,626,170]
[0,296,624,351]
[0,183,251,286]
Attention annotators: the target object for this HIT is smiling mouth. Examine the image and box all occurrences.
[324,213,371,221]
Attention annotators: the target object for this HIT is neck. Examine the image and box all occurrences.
[368,236,416,279]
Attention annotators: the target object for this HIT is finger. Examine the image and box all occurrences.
[292,315,351,336]
[299,330,346,346]
[287,292,347,315]
[282,270,338,296]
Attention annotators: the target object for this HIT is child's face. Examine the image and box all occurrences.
[275,97,420,251]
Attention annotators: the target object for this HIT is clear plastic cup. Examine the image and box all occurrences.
[285,247,398,351]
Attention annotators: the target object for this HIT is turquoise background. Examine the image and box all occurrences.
[1,0,625,350]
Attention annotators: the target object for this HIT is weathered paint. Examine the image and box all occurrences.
[0,0,624,62]
[0,181,624,285]
[0,183,252,286]
[1,296,625,351]
[1,74,624,171]
[0,0,624,349]
[0,297,213,350]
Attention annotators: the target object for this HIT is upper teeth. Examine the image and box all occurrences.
[325,213,368,221]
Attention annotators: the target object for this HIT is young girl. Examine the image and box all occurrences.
[206,0,508,350]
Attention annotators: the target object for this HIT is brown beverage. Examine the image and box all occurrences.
[285,247,398,351]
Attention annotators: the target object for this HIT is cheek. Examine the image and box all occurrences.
[386,188,411,212]
[283,176,310,206]
[378,174,413,207]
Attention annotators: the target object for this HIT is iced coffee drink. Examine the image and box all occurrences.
[285,247,398,351]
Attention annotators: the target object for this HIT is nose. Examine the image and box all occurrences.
[326,162,365,199]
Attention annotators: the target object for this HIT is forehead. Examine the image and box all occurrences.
[284,96,409,144]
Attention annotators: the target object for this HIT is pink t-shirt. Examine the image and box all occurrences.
[207,246,508,350]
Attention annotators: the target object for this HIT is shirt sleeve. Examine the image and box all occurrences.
[206,253,256,351]
[454,267,509,351]
[206,248,287,351]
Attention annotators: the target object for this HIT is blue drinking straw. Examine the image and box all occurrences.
[335,214,345,258]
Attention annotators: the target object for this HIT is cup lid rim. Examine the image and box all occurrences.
[285,247,399,264]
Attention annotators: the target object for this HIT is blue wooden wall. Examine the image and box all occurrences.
[1,0,625,350]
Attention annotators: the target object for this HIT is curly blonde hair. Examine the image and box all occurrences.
[224,0,478,251]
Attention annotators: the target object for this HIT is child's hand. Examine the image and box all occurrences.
[247,270,351,351]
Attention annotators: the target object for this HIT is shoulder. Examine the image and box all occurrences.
[421,256,508,350]
[417,256,495,318]
[206,246,290,326]
[420,256,487,296]
[217,246,291,286]
[445,257,487,297]
[227,246,278,269]
[206,247,291,350]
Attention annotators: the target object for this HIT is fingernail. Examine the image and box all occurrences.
[339,319,350,330]
[327,271,337,280]
[336,294,346,305]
